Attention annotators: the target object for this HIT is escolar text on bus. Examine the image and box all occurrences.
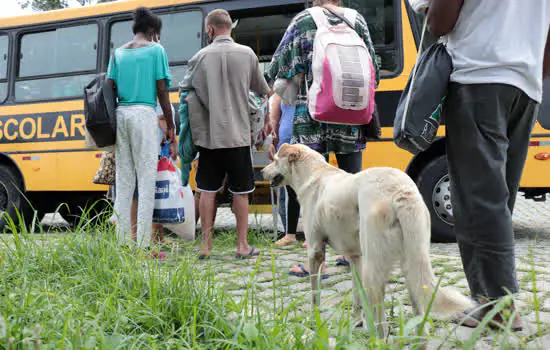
[0,112,86,142]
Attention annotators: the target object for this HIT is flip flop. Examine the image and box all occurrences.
[289,264,329,280]
[198,254,211,260]
[139,249,165,261]
[275,236,297,247]
[235,247,260,259]
[336,256,350,267]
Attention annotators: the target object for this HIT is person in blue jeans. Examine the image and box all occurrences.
[269,94,349,278]
[269,94,295,241]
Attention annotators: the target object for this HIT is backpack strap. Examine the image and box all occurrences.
[322,6,356,30]
[343,8,358,28]
[308,7,330,29]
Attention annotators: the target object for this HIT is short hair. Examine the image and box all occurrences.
[206,9,233,30]
[312,0,342,6]
[132,7,162,35]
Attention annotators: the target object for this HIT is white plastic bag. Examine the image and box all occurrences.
[153,157,186,224]
[163,182,195,241]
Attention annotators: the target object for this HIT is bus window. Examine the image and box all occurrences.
[110,20,132,52]
[0,35,8,103]
[344,0,401,76]
[231,5,302,71]
[16,24,98,101]
[109,10,202,86]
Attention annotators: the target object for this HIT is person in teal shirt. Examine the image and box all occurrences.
[106,7,175,254]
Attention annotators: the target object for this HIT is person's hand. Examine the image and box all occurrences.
[264,121,272,137]
[272,133,279,151]
[165,128,175,144]
[267,144,277,161]
[271,122,280,146]
[169,140,178,160]
[159,118,168,137]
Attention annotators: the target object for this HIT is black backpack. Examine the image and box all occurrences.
[84,73,117,148]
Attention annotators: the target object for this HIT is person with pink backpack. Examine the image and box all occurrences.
[267,0,379,279]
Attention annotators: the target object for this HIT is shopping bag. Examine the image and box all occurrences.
[92,151,115,185]
[163,184,196,241]
[153,157,186,224]
[394,18,452,155]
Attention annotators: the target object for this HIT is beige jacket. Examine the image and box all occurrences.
[180,35,270,149]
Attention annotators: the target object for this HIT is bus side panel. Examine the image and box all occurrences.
[362,141,413,171]
[9,153,57,191]
[57,151,107,191]
[521,142,550,188]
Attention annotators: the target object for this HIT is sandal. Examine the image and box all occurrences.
[136,249,166,261]
[289,264,329,280]
[276,236,297,247]
[150,250,166,260]
[336,256,350,267]
[235,247,260,259]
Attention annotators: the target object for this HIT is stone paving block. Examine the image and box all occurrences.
[525,311,550,324]
[276,253,307,263]
[529,334,550,349]
[333,280,353,294]
[473,338,497,350]
[518,322,539,338]
[255,271,278,283]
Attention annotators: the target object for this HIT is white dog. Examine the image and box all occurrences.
[262,144,473,334]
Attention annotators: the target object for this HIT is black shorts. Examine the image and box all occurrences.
[196,146,255,194]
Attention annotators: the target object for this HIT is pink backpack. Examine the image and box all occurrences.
[307,7,376,125]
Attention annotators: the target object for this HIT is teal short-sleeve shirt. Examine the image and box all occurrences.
[107,43,172,107]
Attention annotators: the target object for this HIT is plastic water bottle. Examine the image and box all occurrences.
[262,133,274,153]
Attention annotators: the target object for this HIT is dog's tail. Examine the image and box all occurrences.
[397,194,473,316]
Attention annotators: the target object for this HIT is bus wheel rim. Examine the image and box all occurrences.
[0,181,8,219]
[432,174,455,226]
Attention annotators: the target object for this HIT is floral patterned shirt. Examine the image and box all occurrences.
[267,8,380,155]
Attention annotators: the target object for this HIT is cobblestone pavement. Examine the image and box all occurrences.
[40,194,550,348]
[195,195,550,349]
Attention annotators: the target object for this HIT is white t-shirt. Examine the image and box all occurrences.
[155,103,176,144]
[446,0,550,103]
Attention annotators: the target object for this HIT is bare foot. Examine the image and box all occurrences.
[200,241,211,256]
[302,241,308,249]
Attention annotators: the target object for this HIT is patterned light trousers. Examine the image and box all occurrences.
[114,105,159,248]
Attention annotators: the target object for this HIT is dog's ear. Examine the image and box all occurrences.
[279,144,301,163]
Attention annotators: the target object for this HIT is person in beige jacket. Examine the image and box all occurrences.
[180,9,270,259]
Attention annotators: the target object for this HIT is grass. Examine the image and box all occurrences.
[0,208,549,349]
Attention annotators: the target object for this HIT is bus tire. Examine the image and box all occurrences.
[415,155,457,243]
[0,164,30,232]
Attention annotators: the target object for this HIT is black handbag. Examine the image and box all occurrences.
[84,72,117,148]
[394,18,453,155]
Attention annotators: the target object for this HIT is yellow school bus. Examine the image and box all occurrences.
[0,0,549,241]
